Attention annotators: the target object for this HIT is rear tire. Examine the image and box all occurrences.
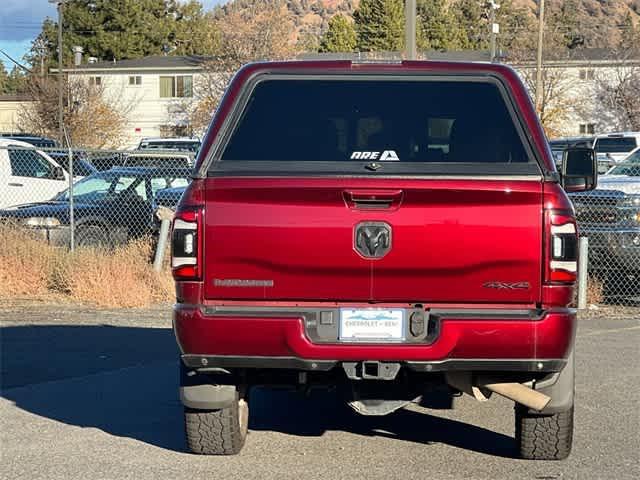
[184,398,249,455]
[515,405,574,460]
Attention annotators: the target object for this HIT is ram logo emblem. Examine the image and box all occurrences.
[355,222,392,258]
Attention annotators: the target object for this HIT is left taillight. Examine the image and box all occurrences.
[545,211,579,283]
[172,207,202,280]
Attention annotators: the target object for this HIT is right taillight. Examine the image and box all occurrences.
[172,207,202,280]
[545,211,578,283]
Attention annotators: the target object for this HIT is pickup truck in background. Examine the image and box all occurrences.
[570,146,640,276]
[171,61,598,459]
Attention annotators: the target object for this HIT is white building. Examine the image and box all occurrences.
[0,94,35,133]
[64,55,209,147]
[63,49,639,147]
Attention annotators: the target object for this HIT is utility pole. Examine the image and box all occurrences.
[49,0,65,145]
[405,0,417,60]
[535,0,545,113]
[57,2,64,145]
[489,1,501,62]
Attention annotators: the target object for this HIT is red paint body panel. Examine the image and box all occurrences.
[202,178,543,303]
[174,304,575,361]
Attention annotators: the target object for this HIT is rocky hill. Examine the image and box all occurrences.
[215,0,640,49]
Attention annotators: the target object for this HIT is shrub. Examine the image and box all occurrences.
[0,224,173,307]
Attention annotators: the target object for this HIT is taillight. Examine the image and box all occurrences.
[172,207,202,280]
[545,211,578,283]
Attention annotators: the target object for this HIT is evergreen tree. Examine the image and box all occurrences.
[0,63,9,95]
[619,12,640,51]
[0,66,28,95]
[353,0,404,52]
[27,0,217,71]
[453,0,487,50]
[319,14,357,53]
[549,0,584,49]
[417,0,468,51]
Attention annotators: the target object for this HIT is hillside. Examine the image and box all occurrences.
[215,0,640,50]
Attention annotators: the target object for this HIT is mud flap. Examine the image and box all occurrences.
[530,347,575,414]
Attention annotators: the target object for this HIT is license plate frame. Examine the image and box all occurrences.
[339,308,405,342]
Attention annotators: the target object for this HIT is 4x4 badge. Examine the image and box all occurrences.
[355,222,392,258]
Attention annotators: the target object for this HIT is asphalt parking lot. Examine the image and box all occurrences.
[1,302,639,480]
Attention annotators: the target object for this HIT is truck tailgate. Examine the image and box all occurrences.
[203,177,542,303]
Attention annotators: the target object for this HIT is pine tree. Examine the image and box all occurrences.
[453,0,487,50]
[319,14,357,53]
[619,12,640,51]
[353,0,404,52]
[0,63,9,95]
[26,0,217,71]
[417,0,468,51]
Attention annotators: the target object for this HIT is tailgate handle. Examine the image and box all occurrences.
[344,190,404,210]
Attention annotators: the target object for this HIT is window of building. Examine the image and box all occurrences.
[159,76,193,98]
[579,123,596,135]
[579,69,595,80]
[88,76,102,86]
[128,75,142,86]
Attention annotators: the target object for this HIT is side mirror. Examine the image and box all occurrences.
[561,147,597,192]
[52,165,66,181]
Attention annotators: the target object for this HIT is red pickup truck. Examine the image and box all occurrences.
[171,61,597,459]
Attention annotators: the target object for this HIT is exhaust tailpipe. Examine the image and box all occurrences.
[482,382,551,411]
[446,373,551,411]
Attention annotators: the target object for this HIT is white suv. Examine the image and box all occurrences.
[0,139,70,209]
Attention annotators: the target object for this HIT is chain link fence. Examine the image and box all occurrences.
[1,141,638,310]
[0,143,192,251]
[569,155,640,309]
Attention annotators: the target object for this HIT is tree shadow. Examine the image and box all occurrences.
[1,324,515,457]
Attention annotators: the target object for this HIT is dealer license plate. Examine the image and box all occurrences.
[339,308,405,342]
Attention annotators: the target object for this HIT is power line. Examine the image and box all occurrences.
[0,48,32,73]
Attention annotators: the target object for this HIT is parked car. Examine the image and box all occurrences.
[88,151,126,171]
[171,60,598,459]
[122,151,193,169]
[0,166,190,247]
[550,136,613,174]
[46,150,98,178]
[592,132,640,165]
[137,137,201,153]
[0,139,69,209]
[570,146,640,272]
[155,185,186,209]
[549,137,589,166]
[0,133,59,149]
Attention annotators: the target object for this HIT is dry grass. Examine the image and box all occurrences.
[0,224,173,308]
[587,275,605,305]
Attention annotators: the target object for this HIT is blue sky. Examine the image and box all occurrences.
[0,0,224,70]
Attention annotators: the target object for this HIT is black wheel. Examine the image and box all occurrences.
[515,405,574,460]
[184,398,249,455]
[75,225,111,249]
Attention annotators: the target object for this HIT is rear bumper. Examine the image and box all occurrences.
[173,304,576,372]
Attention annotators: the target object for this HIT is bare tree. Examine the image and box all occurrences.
[517,64,575,138]
[175,1,298,135]
[594,54,640,132]
[18,75,133,149]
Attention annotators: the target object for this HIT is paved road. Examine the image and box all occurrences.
[1,303,639,480]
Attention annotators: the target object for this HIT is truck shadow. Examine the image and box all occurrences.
[249,388,516,458]
[1,324,514,457]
